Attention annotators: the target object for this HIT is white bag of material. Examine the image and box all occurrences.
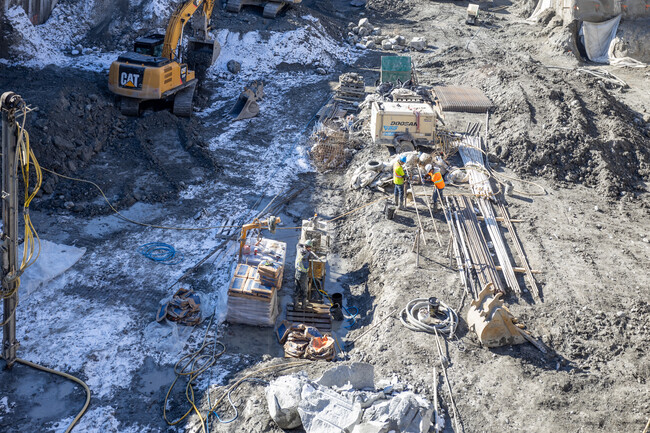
[527,0,553,22]
[447,168,469,184]
[581,15,622,64]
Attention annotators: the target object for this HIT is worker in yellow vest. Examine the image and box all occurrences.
[295,239,323,306]
[393,156,407,209]
[425,164,445,209]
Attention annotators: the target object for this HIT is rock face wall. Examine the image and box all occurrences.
[2,0,57,24]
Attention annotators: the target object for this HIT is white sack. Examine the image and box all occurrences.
[581,15,622,64]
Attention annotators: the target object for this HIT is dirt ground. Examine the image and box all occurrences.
[1,0,649,432]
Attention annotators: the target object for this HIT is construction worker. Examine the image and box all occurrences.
[425,164,446,209]
[294,239,314,306]
[393,156,407,209]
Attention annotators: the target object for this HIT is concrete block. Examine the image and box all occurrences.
[316,362,375,390]
[299,383,363,433]
[266,374,307,429]
[409,37,427,51]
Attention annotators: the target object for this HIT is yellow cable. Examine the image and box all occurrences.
[163,314,225,432]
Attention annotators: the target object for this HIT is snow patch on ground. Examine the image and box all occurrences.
[213,21,358,77]
[17,273,142,399]
[49,406,159,433]
[3,6,67,67]
[0,396,10,417]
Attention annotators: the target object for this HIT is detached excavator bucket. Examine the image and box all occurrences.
[467,283,527,348]
[228,81,264,122]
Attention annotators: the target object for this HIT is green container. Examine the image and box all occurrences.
[380,56,412,84]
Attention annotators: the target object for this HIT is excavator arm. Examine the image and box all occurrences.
[162,0,216,61]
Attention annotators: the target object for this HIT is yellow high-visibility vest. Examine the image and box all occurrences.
[393,162,405,185]
[295,248,309,273]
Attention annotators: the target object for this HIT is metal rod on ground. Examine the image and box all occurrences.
[1,93,20,368]
[442,197,470,296]
[350,309,397,344]
[416,229,420,268]
[406,172,427,246]
[497,201,541,300]
[484,110,490,157]
[433,367,439,431]
[416,166,442,247]
[433,334,464,433]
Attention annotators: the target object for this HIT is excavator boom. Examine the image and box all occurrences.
[162,0,216,60]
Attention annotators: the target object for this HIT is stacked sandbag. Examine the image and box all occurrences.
[156,288,202,326]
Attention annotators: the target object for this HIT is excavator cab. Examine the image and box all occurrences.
[133,34,165,57]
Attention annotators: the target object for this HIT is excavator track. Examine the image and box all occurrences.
[173,82,197,118]
[120,97,141,116]
[263,1,287,18]
[226,0,243,13]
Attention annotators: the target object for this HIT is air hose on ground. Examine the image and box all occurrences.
[139,242,184,265]
[399,297,458,337]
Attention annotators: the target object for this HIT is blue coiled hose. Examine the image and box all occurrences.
[139,242,184,265]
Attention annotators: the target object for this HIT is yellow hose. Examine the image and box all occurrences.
[0,356,91,433]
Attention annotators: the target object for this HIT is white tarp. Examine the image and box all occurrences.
[527,0,554,22]
[581,15,622,63]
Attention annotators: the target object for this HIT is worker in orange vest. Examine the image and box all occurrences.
[425,164,445,209]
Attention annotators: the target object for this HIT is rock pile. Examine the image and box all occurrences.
[266,363,435,433]
[346,19,427,52]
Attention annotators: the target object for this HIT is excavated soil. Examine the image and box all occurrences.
[1,0,649,432]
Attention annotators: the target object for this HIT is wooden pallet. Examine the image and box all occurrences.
[286,302,332,333]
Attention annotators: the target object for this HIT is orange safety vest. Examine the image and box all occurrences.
[432,172,445,189]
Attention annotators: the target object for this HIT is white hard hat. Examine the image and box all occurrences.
[425,164,432,172]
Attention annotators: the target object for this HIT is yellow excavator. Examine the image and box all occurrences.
[108,0,219,117]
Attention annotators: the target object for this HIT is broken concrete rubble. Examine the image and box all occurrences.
[409,37,427,51]
[316,362,375,389]
[266,363,434,432]
[266,373,307,429]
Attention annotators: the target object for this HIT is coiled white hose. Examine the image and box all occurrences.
[399,298,458,337]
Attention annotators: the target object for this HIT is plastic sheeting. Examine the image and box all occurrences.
[18,239,86,297]
[581,15,622,63]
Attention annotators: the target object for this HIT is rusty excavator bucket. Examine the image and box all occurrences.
[467,283,528,348]
[228,81,264,122]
